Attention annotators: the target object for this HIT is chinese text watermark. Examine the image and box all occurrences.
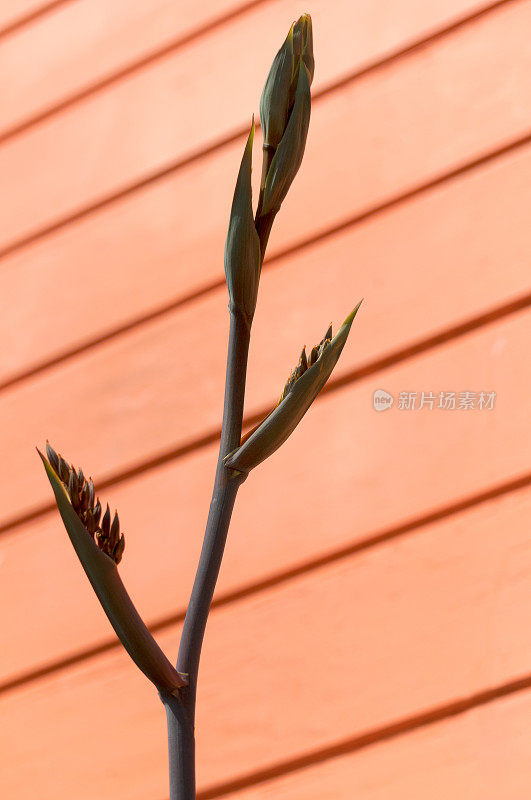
[373,390,496,412]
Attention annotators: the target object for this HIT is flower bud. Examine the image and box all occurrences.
[101,504,111,537]
[261,59,311,216]
[46,442,59,473]
[260,24,295,151]
[110,511,120,549]
[113,535,125,564]
[292,13,314,85]
[224,120,261,324]
[38,447,125,565]
[224,302,362,474]
[38,449,185,694]
[68,470,79,507]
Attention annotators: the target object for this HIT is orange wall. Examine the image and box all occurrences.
[0,1,530,797]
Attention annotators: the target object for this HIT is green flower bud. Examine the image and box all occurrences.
[38,449,186,694]
[224,120,261,324]
[292,13,314,86]
[260,24,295,151]
[224,301,362,474]
[261,60,311,216]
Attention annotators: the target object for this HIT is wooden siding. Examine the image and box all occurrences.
[0,0,529,798]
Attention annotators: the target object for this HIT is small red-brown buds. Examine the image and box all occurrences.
[85,508,97,535]
[57,455,69,484]
[110,511,120,546]
[46,442,59,473]
[44,442,125,564]
[88,479,95,509]
[224,302,362,474]
[93,499,102,526]
[279,346,310,403]
[101,504,111,537]
[68,470,78,505]
[113,535,125,564]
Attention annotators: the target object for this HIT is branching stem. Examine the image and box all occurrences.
[164,308,250,799]
[163,134,277,797]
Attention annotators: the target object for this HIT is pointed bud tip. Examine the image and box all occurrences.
[343,299,363,328]
[247,116,255,146]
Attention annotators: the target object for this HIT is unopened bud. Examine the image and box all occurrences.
[40,446,125,565]
[224,302,362,474]
[261,60,311,216]
[58,456,69,484]
[113,535,125,565]
[86,508,96,535]
[46,442,59,473]
[292,13,314,85]
[88,479,95,508]
[110,511,120,548]
[260,24,295,151]
[224,120,261,325]
[102,504,111,537]
[68,470,79,508]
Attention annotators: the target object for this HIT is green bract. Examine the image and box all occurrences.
[224,120,261,324]
[261,60,311,216]
[260,24,295,151]
[224,302,362,474]
[38,450,186,694]
[292,13,314,86]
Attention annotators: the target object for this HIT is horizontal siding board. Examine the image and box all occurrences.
[0,149,529,523]
[2,11,531,386]
[0,0,252,135]
[0,0,492,138]
[0,1,50,32]
[0,488,530,797]
[222,690,531,799]
[0,314,529,680]
[1,136,530,385]
[0,0,530,250]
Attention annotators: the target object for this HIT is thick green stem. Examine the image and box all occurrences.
[163,311,249,799]
[164,144,277,797]
[162,692,196,800]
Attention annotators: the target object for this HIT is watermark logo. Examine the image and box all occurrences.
[372,390,496,411]
[373,389,394,412]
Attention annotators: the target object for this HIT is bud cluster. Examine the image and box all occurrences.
[225,304,361,475]
[45,443,125,564]
[224,15,314,325]
[259,13,313,216]
[279,324,332,403]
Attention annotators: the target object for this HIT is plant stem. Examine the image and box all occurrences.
[162,691,197,800]
[164,158,277,797]
[164,309,250,799]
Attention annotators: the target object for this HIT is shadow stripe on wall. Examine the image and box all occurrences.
[0,0,520,261]
[0,293,529,538]
[0,0,74,41]
[195,673,531,799]
[2,131,530,394]
[0,464,529,697]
